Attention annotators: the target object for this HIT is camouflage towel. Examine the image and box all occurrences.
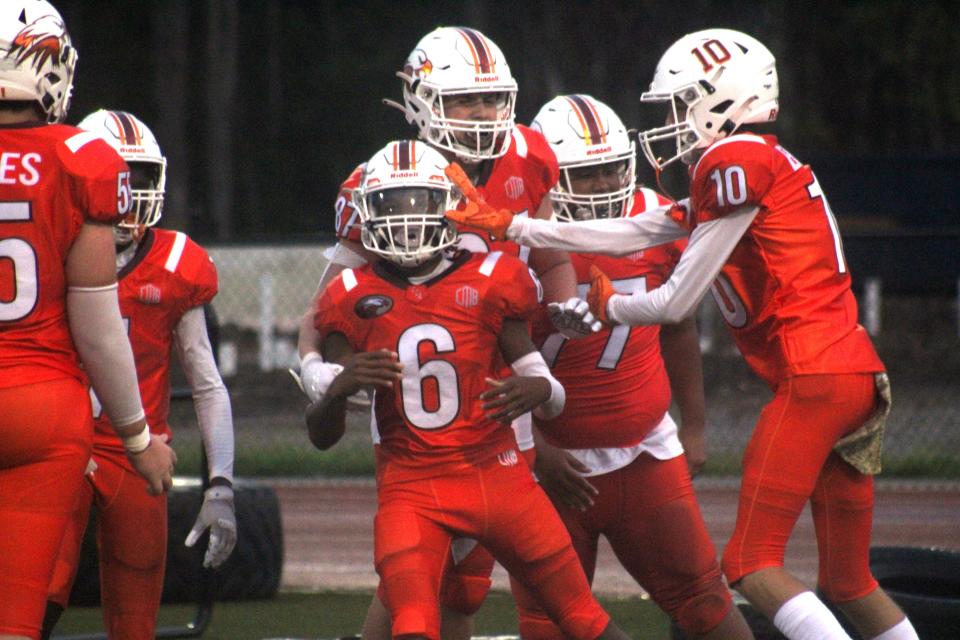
[833,372,891,475]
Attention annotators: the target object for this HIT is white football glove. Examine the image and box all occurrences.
[290,352,370,408]
[548,297,602,339]
[185,485,237,569]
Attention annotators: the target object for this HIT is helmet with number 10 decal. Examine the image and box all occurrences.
[639,28,779,171]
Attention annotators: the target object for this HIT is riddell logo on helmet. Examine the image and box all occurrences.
[390,171,419,179]
[120,147,145,154]
[586,146,612,155]
[474,75,500,82]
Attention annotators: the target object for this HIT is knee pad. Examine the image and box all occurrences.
[554,589,610,640]
[440,574,491,616]
[670,587,732,636]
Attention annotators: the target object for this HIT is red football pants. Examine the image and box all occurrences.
[48,446,167,640]
[722,373,879,601]
[375,450,609,640]
[513,453,732,637]
[372,447,536,617]
[0,378,92,639]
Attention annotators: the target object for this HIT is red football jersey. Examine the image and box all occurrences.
[689,134,883,386]
[315,251,542,478]
[533,189,685,449]
[334,126,559,264]
[0,124,130,389]
[90,229,218,449]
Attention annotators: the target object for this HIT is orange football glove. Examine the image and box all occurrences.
[587,264,616,326]
[444,163,513,241]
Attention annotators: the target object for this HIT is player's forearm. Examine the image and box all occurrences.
[508,208,687,256]
[175,307,236,482]
[531,250,577,302]
[660,318,706,433]
[305,392,348,450]
[67,284,146,430]
[609,208,758,325]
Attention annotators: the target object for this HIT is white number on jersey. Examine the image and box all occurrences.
[541,276,646,370]
[709,166,747,207]
[0,202,37,321]
[397,323,461,430]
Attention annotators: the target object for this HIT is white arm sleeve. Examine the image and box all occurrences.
[67,284,145,428]
[174,306,235,483]
[608,206,759,325]
[510,351,565,420]
[507,205,688,256]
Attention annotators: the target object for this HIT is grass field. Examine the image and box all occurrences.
[53,591,671,639]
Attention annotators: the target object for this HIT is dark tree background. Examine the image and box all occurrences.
[54,0,960,241]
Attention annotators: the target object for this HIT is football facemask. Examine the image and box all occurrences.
[356,140,459,268]
[532,94,636,221]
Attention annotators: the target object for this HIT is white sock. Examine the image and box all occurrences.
[871,617,919,640]
[772,591,852,640]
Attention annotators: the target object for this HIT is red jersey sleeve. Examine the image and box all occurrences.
[690,135,777,224]
[515,125,560,211]
[314,270,361,349]
[176,236,219,311]
[481,253,542,334]
[333,164,364,243]
[57,130,131,225]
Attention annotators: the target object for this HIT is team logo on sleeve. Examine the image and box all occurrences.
[354,294,393,319]
[504,176,525,200]
[138,284,162,305]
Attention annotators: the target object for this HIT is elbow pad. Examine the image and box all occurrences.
[510,351,565,420]
[67,284,145,427]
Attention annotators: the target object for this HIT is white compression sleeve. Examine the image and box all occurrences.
[174,306,235,483]
[608,206,759,325]
[510,351,565,420]
[67,284,145,427]
[508,205,688,256]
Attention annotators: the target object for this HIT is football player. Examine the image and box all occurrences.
[447,29,917,640]
[0,4,175,637]
[42,111,236,640]
[306,140,629,640]
[293,26,589,639]
[510,94,753,639]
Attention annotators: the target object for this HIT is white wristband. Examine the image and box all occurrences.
[122,425,151,454]
[510,351,566,420]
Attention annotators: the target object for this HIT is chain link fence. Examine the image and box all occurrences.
[168,242,960,478]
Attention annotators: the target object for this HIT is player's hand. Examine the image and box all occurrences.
[331,349,403,398]
[290,354,370,409]
[444,163,513,241]
[480,376,550,424]
[548,297,602,339]
[680,427,707,477]
[586,264,617,326]
[534,439,598,511]
[127,433,177,496]
[185,485,237,568]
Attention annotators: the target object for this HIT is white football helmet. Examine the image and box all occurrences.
[532,95,636,221]
[78,109,166,243]
[0,1,77,123]
[355,140,459,268]
[385,26,517,163]
[639,28,779,170]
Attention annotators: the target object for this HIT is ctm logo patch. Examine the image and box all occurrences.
[455,285,479,309]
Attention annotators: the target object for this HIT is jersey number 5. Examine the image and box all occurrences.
[0,202,38,322]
